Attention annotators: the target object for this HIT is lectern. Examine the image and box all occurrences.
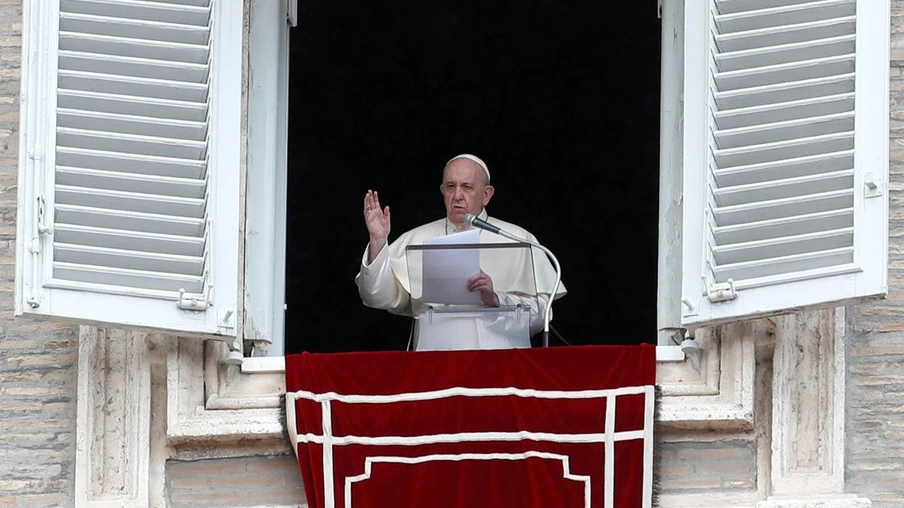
[404,241,540,351]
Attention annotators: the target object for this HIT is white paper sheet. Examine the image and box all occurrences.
[420,229,483,306]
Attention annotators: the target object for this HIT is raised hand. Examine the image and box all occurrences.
[364,190,391,263]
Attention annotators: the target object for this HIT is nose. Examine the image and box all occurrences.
[453,186,464,201]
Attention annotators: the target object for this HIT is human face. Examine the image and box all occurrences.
[440,159,494,227]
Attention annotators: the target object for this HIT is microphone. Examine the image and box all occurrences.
[464,213,563,347]
[464,214,501,234]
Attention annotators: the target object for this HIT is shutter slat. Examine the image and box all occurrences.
[56,185,205,217]
[59,70,208,103]
[714,54,855,91]
[713,132,854,168]
[714,93,854,130]
[714,74,855,110]
[712,150,853,187]
[58,90,206,122]
[58,109,206,141]
[53,262,204,293]
[56,128,207,159]
[716,0,827,15]
[712,228,853,264]
[141,0,209,6]
[58,51,208,83]
[712,209,853,245]
[57,147,206,179]
[712,189,852,226]
[714,112,853,150]
[712,169,853,207]
[715,35,855,73]
[711,247,854,282]
[54,227,203,258]
[59,32,208,64]
[57,167,206,198]
[714,0,855,33]
[54,212,205,247]
[60,12,209,45]
[61,0,210,26]
[715,17,856,53]
[55,243,204,275]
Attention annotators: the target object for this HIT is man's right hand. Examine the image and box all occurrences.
[364,190,390,264]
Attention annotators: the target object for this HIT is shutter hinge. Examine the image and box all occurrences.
[218,309,235,330]
[657,0,662,19]
[26,195,53,309]
[36,195,52,236]
[703,277,738,303]
[178,289,210,311]
[681,298,697,317]
[864,172,884,198]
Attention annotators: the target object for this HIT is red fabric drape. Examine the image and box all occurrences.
[286,344,656,508]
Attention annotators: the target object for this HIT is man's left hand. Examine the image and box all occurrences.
[468,272,499,307]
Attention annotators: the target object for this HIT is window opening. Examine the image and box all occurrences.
[284,1,661,354]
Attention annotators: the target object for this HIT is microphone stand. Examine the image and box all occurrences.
[465,214,562,347]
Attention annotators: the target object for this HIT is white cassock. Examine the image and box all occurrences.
[355,209,567,351]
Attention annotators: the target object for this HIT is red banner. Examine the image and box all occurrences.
[286,345,656,508]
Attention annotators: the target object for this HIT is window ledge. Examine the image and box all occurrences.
[242,355,286,374]
[242,345,686,371]
[655,345,685,362]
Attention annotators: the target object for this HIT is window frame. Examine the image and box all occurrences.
[656,0,687,349]
[245,0,690,357]
[242,0,290,356]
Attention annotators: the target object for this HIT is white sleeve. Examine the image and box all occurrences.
[354,243,410,312]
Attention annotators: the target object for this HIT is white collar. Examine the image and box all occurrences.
[445,208,488,235]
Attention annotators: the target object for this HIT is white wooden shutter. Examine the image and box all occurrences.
[680,0,889,327]
[16,0,242,337]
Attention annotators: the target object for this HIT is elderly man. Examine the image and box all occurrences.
[355,154,566,350]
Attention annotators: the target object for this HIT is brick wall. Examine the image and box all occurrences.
[0,1,80,507]
[165,441,759,506]
[658,440,757,493]
[167,456,307,507]
[845,2,904,506]
[845,334,904,506]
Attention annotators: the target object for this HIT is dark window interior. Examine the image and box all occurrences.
[284,1,661,354]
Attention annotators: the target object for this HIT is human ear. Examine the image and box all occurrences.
[483,185,495,205]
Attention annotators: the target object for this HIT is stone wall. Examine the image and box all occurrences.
[0,1,80,507]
